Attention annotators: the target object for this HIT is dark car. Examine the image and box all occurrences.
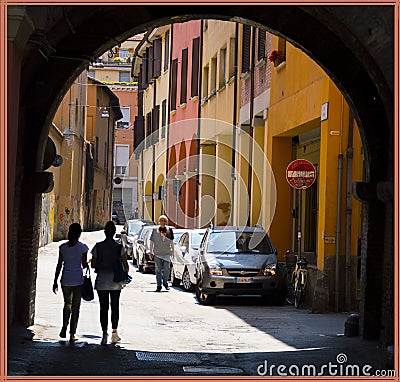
[120,219,154,260]
[195,225,286,305]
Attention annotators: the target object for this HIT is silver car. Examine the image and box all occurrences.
[171,229,206,291]
[195,225,286,305]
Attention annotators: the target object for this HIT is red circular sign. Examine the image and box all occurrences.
[286,159,317,189]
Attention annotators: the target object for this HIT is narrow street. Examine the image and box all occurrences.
[8,229,388,377]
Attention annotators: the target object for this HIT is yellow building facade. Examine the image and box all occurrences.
[266,37,364,311]
[134,26,171,222]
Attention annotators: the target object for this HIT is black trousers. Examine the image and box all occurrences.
[97,290,121,331]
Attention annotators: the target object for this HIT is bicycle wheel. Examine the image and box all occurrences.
[285,272,295,305]
[294,282,303,308]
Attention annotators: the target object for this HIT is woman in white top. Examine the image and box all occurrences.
[53,223,88,342]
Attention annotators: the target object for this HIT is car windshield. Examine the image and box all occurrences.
[139,227,153,239]
[128,221,144,235]
[173,232,184,244]
[207,231,274,254]
[191,232,205,249]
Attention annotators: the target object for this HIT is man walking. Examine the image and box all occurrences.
[149,215,174,292]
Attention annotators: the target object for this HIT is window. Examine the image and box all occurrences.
[119,49,128,60]
[180,48,188,104]
[116,107,130,129]
[153,38,162,78]
[88,70,95,78]
[119,71,130,83]
[202,65,209,98]
[164,30,170,71]
[115,166,127,176]
[170,59,178,111]
[191,37,200,97]
[219,47,227,88]
[161,100,167,139]
[276,37,287,66]
[210,56,217,94]
[257,29,266,61]
[241,24,251,73]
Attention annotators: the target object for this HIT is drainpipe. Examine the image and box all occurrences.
[345,112,354,311]
[247,27,256,226]
[196,21,204,228]
[230,22,239,225]
[335,153,343,312]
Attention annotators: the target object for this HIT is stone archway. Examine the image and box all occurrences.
[6,5,394,345]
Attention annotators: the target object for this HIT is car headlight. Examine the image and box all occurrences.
[210,267,223,276]
[262,264,277,276]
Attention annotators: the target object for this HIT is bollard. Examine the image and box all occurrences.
[344,313,359,337]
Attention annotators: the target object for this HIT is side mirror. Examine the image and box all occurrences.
[115,233,121,239]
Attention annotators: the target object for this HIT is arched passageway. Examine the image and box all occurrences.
[5,6,394,345]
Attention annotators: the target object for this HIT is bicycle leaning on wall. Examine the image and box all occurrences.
[285,250,308,308]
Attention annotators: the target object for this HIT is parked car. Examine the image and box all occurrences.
[136,225,174,273]
[171,229,207,291]
[120,219,154,260]
[112,210,120,225]
[195,225,286,305]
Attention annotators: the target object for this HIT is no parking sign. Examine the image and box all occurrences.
[286,159,317,189]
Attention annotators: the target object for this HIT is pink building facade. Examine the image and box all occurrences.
[167,21,201,228]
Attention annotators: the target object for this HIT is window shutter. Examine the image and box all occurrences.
[191,37,200,97]
[180,48,188,104]
[153,38,162,78]
[170,58,178,111]
[152,105,160,144]
[257,29,266,61]
[142,52,148,89]
[146,112,152,148]
[138,64,143,90]
[241,25,251,73]
[164,30,170,71]
[137,90,144,118]
[161,99,167,139]
[133,115,145,152]
[147,46,154,83]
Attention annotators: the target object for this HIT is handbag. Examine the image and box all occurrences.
[113,257,132,285]
[82,267,94,301]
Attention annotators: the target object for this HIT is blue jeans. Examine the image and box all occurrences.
[154,256,170,288]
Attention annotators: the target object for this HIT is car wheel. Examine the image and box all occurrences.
[182,268,195,292]
[195,276,215,305]
[170,265,181,286]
